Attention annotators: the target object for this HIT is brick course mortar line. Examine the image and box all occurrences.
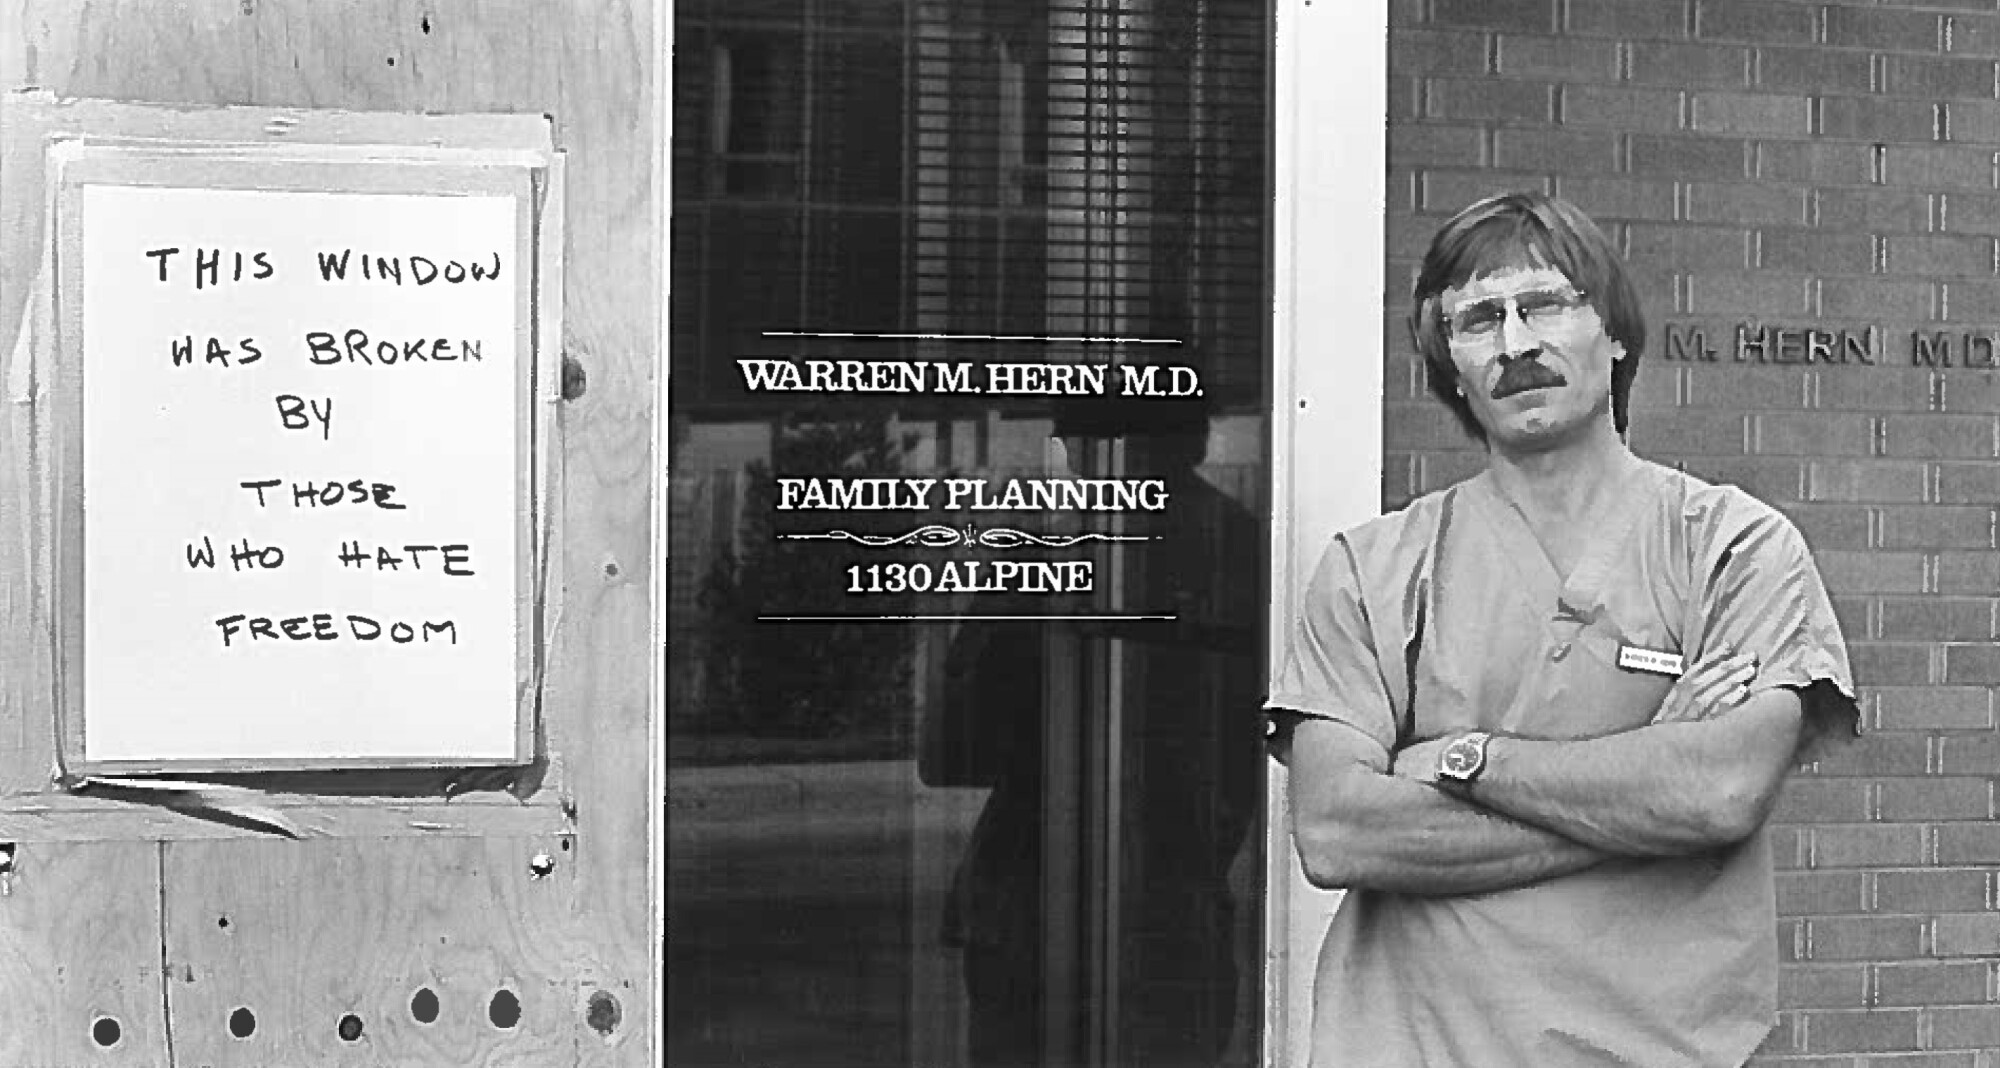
[1385,9,2000,1051]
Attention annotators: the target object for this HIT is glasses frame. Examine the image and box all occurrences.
[1440,286,1593,349]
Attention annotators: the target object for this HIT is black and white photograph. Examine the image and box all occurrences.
[4,0,2000,1066]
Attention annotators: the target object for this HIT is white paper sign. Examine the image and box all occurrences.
[79,185,523,764]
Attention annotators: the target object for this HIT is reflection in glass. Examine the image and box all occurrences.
[667,0,1272,1064]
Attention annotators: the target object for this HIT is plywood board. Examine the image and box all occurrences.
[0,0,658,1061]
[0,791,569,842]
[161,836,586,1066]
[0,841,166,1066]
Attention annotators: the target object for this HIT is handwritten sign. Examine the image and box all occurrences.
[62,170,541,769]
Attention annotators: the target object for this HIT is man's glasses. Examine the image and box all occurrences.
[1442,287,1591,346]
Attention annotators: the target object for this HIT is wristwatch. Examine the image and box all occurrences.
[1437,731,1493,788]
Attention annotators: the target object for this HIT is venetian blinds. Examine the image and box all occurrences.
[912,0,1272,403]
[670,0,1273,412]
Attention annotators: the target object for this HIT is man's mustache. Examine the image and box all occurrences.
[1489,353,1567,400]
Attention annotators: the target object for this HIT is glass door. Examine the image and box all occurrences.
[666,0,1272,1063]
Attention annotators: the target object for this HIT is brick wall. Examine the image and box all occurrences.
[1384,1,2000,1062]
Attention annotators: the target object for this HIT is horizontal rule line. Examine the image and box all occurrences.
[756,614,1179,622]
[761,331,1182,345]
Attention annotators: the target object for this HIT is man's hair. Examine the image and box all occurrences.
[1407,191,1645,441]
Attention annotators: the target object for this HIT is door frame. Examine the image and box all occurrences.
[1265,2,1389,1065]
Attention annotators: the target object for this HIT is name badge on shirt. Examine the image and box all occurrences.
[1617,644,1685,677]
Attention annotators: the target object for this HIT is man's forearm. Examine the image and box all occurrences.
[1465,691,1803,857]
[1296,771,1607,895]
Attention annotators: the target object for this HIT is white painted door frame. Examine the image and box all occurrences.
[1265,3,1388,1065]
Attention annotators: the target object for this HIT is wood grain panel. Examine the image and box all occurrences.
[0,793,570,842]
[2,1,658,1063]
[162,836,580,1067]
[0,88,61,799]
[0,841,165,1066]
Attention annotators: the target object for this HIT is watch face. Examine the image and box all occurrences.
[1440,735,1485,781]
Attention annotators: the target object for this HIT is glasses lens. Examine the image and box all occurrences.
[1517,290,1581,326]
[1446,288,1586,343]
[1448,301,1505,339]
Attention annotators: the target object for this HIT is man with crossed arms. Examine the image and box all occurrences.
[1267,191,1859,1067]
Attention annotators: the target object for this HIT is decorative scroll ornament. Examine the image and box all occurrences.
[778,523,1153,550]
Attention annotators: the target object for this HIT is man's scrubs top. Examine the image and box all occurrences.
[1268,462,1858,1068]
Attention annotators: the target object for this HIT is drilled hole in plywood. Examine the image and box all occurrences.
[410,988,440,1024]
[337,1013,364,1042]
[90,1016,121,1047]
[488,989,521,1029]
[216,916,229,929]
[228,1007,256,1039]
[585,990,621,1036]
